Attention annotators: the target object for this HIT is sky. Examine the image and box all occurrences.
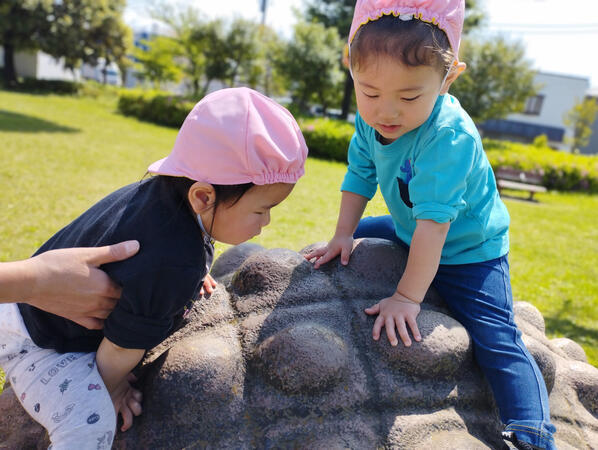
[124,0,598,89]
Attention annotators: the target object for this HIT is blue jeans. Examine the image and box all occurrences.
[355,216,556,450]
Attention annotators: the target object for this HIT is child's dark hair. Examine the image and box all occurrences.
[350,15,454,75]
[166,175,254,232]
[168,175,254,210]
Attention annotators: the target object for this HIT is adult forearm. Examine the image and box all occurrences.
[396,219,450,302]
[0,260,34,302]
[96,338,144,393]
[335,191,369,236]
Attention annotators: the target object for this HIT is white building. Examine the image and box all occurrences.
[480,72,591,151]
[0,47,121,86]
[0,47,79,81]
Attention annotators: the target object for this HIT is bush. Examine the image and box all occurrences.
[114,95,598,194]
[484,138,598,193]
[298,117,354,162]
[78,80,123,99]
[15,77,82,94]
[118,90,196,128]
[1,77,126,98]
[297,119,598,193]
[533,134,549,148]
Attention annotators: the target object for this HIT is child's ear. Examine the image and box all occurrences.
[188,182,216,214]
[440,61,466,95]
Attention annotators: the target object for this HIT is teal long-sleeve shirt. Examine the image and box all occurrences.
[341,94,510,265]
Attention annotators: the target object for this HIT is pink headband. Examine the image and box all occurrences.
[348,0,465,61]
[148,88,308,185]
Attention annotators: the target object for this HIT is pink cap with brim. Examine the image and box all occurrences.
[148,87,308,185]
[348,0,465,61]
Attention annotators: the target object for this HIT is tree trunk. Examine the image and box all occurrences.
[2,40,18,86]
[201,78,212,98]
[119,64,128,87]
[299,94,309,115]
[263,66,271,97]
[340,70,353,120]
[192,78,200,98]
[319,92,328,116]
[229,66,239,88]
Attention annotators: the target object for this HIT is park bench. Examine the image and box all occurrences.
[494,167,547,201]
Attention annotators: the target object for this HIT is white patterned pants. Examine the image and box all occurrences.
[0,304,116,450]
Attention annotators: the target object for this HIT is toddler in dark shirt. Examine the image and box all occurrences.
[0,87,307,449]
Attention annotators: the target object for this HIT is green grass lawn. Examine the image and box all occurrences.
[1,88,597,393]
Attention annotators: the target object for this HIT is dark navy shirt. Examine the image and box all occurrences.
[18,176,213,352]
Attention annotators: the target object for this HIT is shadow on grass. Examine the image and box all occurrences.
[544,299,598,347]
[0,110,79,133]
[545,315,598,348]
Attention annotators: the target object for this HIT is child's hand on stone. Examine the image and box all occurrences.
[365,293,422,347]
[304,234,354,269]
[200,274,217,297]
[110,373,143,432]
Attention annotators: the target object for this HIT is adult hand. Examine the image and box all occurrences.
[365,293,422,347]
[304,234,354,269]
[25,241,140,329]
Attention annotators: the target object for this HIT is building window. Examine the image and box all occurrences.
[524,95,545,115]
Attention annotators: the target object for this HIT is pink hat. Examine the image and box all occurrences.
[148,87,308,185]
[348,0,465,61]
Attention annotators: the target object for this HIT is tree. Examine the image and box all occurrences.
[564,98,598,152]
[0,0,52,85]
[304,0,353,38]
[92,12,133,84]
[38,0,132,80]
[150,3,213,97]
[0,0,132,86]
[304,0,355,120]
[117,50,135,86]
[133,36,183,88]
[275,21,343,115]
[450,38,537,123]
[198,20,229,96]
[253,25,286,96]
[449,1,540,123]
[463,0,485,34]
[146,4,269,97]
[195,18,264,93]
[0,0,131,85]
[222,18,261,88]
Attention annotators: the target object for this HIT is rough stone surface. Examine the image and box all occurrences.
[1,239,597,449]
[552,337,589,363]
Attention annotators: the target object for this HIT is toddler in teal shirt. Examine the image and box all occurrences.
[306,1,556,448]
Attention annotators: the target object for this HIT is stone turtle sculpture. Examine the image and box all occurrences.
[1,238,597,449]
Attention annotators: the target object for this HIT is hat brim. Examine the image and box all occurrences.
[147,156,186,178]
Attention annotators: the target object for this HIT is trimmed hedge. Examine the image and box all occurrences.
[299,117,598,193]
[115,92,598,194]
[298,117,355,162]
[3,77,83,94]
[0,77,126,97]
[78,80,123,99]
[484,139,598,193]
[118,90,196,128]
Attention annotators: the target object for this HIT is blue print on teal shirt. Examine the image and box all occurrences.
[398,159,413,208]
